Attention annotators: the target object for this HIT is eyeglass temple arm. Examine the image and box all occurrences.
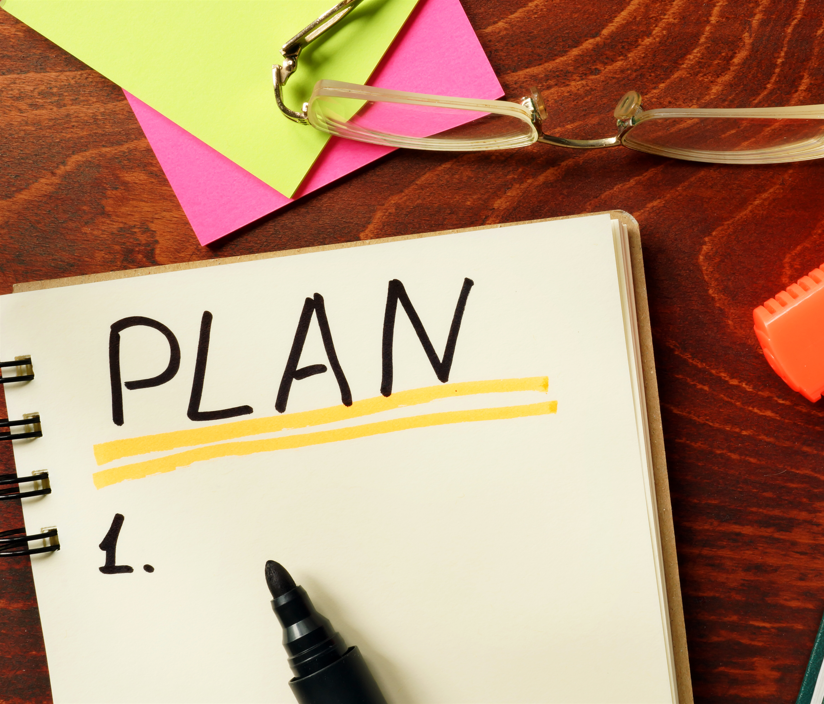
[526,90,640,149]
[274,0,364,124]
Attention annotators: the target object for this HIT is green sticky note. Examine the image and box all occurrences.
[1,0,418,197]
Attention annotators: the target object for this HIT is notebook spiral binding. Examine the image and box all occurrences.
[0,356,59,556]
[0,356,34,384]
[0,414,42,441]
[0,527,60,557]
[0,470,51,501]
[0,357,41,441]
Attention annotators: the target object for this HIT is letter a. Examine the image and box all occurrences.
[276,294,352,413]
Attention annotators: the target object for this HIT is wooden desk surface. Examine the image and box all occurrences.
[3,1,824,702]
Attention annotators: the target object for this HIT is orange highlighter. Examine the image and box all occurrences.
[754,264,824,402]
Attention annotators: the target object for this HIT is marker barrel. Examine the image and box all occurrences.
[290,646,387,704]
[271,584,387,704]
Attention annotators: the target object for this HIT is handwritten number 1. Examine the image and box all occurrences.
[99,513,134,574]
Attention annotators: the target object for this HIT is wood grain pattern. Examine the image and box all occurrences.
[3,1,824,702]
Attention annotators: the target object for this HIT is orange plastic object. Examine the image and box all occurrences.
[754,265,824,402]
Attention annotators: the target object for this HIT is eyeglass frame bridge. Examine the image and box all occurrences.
[527,89,644,150]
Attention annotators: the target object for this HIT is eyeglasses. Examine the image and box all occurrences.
[274,0,824,164]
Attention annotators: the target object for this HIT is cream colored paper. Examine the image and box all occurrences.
[0,0,419,197]
[2,215,677,703]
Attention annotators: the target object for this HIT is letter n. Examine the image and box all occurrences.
[381,278,474,397]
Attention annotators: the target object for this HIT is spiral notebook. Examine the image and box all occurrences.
[0,213,692,704]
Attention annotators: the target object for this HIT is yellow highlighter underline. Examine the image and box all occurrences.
[92,401,557,490]
[94,376,549,465]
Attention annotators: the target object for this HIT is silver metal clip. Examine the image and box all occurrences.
[273,0,364,124]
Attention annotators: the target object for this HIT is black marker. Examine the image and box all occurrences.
[265,560,388,704]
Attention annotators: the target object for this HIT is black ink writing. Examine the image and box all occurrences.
[107,278,475,421]
[109,317,181,426]
[381,278,474,397]
[276,293,352,413]
[188,311,254,421]
[98,514,134,574]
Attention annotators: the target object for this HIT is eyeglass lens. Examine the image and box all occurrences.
[624,117,824,162]
[308,92,535,150]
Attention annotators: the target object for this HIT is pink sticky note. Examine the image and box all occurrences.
[126,0,503,245]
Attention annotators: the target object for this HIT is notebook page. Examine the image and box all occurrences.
[612,218,678,702]
[1,215,674,703]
